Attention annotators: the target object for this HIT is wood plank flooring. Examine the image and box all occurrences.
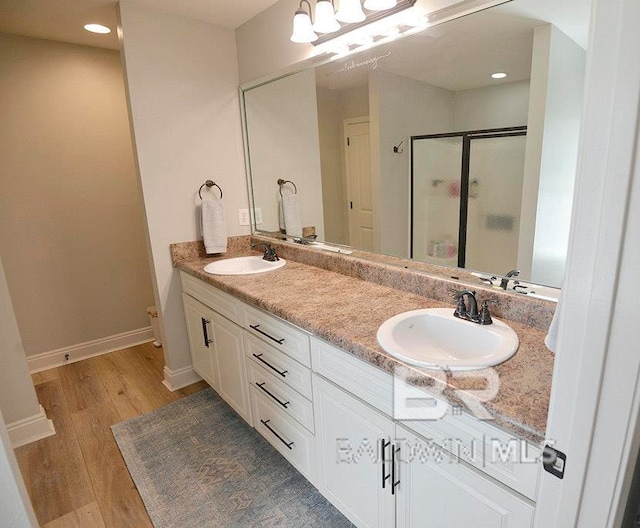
[15,343,208,527]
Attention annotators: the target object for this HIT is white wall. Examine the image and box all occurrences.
[236,0,311,85]
[370,70,454,257]
[244,69,325,238]
[119,2,249,383]
[0,257,41,426]
[530,25,586,286]
[0,33,154,357]
[0,408,37,528]
[454,79,530,131]
[317,87,348,243]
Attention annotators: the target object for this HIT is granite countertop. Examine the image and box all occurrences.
[174,245,554,445]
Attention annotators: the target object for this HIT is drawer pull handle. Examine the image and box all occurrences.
[201,317,212,348]
[249,324,285,345]
[381,439,391,489]
[252,354,288,377]
[391,444,401,495]
[256,382,290,408]
[260,419,294,450]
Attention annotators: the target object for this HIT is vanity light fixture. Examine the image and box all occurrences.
[291,1,318,43]
[491,72,508,79]
[314,0,341,33]
[290,0,416,45]
[83,23,111,34]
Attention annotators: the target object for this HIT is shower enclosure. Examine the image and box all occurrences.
[411,126,527,272]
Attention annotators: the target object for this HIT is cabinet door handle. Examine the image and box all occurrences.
[391,444,401,495]
[260,419,294,450]
[201,317,212,348]
[381,439,391,489]
[256,382,290,409]
[249,324,285,345]
[252,353,288,377]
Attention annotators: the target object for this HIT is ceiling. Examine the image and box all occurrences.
[0,0,279,50]
[315,0,592,94]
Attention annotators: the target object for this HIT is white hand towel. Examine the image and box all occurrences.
[201,195,227,254]
[282,193,302,238]
[544,296,562,353]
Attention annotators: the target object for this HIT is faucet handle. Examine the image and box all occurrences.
[453,294,467,318]
[478,300,493,325]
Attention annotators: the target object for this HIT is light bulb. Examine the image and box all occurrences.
[314,0,341,33]
[336,0,366,23]
[291,9,318,42]
[84,24,111,34]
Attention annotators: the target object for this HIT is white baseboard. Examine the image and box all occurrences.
[162,365,202,392]
[28,327,154,373]
[7,405,56,448]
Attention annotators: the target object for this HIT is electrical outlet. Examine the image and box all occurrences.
[254,208,263,225]
[239,209,249,226]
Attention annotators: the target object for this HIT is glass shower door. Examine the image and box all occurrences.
[464,134,527,273]
[411,135,463,265]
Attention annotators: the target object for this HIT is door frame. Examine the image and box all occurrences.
[533,0,640,525]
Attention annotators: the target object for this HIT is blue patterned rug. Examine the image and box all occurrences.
[112,388,351,527]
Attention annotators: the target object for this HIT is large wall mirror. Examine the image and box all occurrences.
[242,0,591,291]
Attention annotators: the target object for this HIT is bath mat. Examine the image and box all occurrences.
[111,388,352,527]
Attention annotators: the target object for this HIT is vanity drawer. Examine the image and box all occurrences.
[247,361,315,433]
[400,409,541,501]
[244,333,313,400]
[243,305,311,367]
[251,386,315,483]
[180,271,243,326]
[311,337,394,417]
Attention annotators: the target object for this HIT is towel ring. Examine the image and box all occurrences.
[198,180,223,200]
[277,178,297,196]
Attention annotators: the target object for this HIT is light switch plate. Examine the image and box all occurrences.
[254,208,263,225]
[239,209,249,226]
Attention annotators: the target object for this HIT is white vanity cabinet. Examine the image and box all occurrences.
[208,311,253,424]
[180,270,315,481]
[182,293,218,387]
[395,425,534,528]
[314,374,396,528]
[181,273,252,426]
[180,271,539,528]
[311,337,537,528]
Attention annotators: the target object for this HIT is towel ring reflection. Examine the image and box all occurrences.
[198,180,223,200]
[277,178,297,196]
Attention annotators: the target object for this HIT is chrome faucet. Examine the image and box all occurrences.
[452,290,493,325]
[251,242,279,262]
[262,243,279,262]
[499,269,520,290]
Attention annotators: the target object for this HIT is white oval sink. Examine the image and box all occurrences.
[377,308,519,370]
[204,256,286,275]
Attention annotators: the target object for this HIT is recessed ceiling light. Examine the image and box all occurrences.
[84,24,111,34]
[491,72,507,79]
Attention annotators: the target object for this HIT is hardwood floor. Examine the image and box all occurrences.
[15,344,208,527]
